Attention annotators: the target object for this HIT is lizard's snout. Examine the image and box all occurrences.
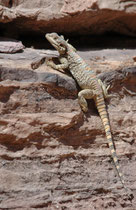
[45,33,49,39]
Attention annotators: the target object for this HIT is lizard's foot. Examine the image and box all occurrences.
[78,97,88,113]
[78,89,94,113]
[46,57,54,67]
[106,93,116,98]
[98,79,110,99]
[80,105,88,113]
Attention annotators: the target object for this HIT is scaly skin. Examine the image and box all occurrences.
[45,32,127,192]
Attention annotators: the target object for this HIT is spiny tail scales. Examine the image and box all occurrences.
[95,95,127,190]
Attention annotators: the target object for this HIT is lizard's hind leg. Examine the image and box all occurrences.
[98,79,110,99]
[78,89,95,112]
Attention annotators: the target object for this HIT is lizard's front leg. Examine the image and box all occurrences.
[78,89,95,112]
[46,56,68,71]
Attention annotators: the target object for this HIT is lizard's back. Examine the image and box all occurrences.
[67,48,102,94]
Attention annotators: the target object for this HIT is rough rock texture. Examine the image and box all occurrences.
[0,0,136,36]
[0,47,136,209]
[0,37,24,53]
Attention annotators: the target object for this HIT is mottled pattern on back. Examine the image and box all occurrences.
[45,32,131,195]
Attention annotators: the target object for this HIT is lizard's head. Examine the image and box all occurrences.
[45,33,76,54]
[45,33,68,54]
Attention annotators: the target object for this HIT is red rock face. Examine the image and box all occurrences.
[0,0,136,36]
[0,47,136,209]
[0,1,136,208]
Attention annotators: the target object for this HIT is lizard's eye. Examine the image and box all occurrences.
[60,43,64,47]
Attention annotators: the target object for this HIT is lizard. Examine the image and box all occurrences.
[45,32,129,193]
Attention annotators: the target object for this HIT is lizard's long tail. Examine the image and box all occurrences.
[95,95,126,189]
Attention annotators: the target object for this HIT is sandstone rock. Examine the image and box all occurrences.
[0,37,24,53]
[0,0,136,36]
[0,47,136,209]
